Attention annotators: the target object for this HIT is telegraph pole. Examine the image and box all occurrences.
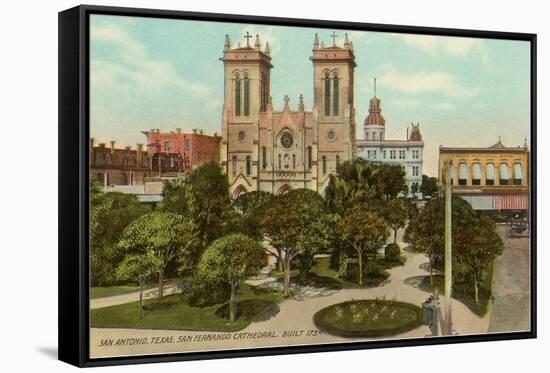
[443,160,453,335]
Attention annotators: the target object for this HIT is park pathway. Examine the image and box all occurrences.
[90,229,490,358]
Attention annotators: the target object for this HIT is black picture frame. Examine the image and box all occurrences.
[58,4,537,368]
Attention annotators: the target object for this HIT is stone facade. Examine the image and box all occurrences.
[356,92,424,194]
[221,33,356,198]
[438,140,529,211]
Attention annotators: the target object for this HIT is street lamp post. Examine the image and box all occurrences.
[443,160,453,335]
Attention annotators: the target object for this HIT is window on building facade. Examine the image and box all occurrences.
[232,156,237,176]
[307,146,312,169]
[278,154,282,169]
[450,164,456,185]
[486,163,495,185]
[390,150,396,159]
[235,74,241,116]
[324,72,331,116]
[399,150,405,159]
[499,163,509,185]
[333,72,339,116]
[383,150,386,159]
[459,162,468,185]
[262,146,267,169]
[246,156,252,176]
[373,150,376,159]
[322,156,327,175]
[472,163,481,185]
[292,154,296,169]
[513,162,523,185]
[336,155,340,169]
[164,142,171,152]
[243,73,250,116]
[412,166,419,177]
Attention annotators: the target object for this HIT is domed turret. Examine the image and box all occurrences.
[363,79,386,141]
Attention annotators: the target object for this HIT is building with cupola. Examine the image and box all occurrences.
[356,85,425,194]
[220,32,357,198]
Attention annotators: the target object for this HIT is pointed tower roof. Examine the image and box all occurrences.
[364,79,385,126]
[409,122,423,141]
[313,33,320,49]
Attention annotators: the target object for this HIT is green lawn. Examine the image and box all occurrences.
[418,261,495,317]
[309,257,391,289]
[91,283,283,331]
[314,299,423,337]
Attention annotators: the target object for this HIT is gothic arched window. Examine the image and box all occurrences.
[234,73,241,116]
[324,72,331,116]
[243,72,250,116]
[232,156,237,176]
[246,156,252,176]
[307,146,312,169]
[333,72,339,116]
[278,154,282,169]
[292,154,296,169]
[261,146,267,169]
[336,155,340,169]
[322,156,327,175]
[246,155,252,176]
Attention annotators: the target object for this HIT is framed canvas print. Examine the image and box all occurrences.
[58,4,537,367]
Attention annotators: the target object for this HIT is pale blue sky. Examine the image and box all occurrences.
[90,15,531,176]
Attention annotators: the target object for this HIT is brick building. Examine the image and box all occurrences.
[89,139,183,187]
[143,128,221,172]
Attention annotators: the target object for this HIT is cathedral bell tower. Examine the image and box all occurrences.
[220,32,273,197]
[310,32,357,191]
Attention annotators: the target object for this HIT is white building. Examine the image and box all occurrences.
[356,92,424,194]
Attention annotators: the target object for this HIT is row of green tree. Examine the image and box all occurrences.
[91,160,413,318]
[405,196,504,303]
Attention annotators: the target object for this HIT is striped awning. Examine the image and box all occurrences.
[494,194,528,210]
[459,194,528,210]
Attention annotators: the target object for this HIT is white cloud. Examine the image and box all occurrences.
[433,102,456,111]
[379,65,479,99]
[392,34,483,57]
[90,23,218,106]
[392,99,419,108]
[239,25,279,55]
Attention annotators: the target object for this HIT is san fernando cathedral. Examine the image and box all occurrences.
[220,32,424,198]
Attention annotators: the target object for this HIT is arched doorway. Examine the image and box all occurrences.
[276,184,292,196]
[233,185,247,199]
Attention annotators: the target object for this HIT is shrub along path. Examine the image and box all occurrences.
[90,229,490,358]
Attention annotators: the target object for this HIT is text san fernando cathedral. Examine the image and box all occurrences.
[220,32,424,198]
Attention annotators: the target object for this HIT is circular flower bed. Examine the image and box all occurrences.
[313,299,423,338]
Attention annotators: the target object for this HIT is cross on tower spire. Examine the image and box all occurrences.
[330,31,338,46]
[244,31,252,47]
